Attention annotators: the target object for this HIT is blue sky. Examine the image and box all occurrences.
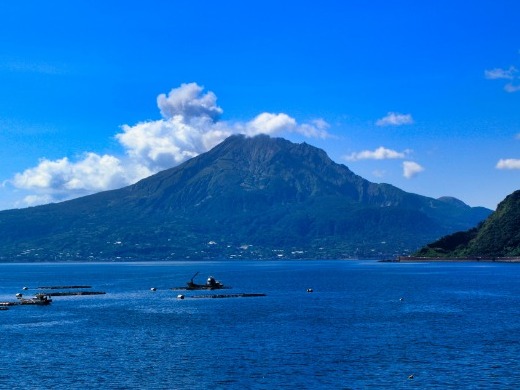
[0,1,519,210]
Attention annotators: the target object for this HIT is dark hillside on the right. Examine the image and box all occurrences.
[415,190,520,258]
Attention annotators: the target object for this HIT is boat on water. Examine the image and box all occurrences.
[18,293,53,305]
[1,293,53,307]
[172,272,229,290]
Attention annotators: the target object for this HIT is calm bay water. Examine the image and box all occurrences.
[1,260,520,389]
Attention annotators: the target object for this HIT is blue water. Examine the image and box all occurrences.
[1,260,520,389]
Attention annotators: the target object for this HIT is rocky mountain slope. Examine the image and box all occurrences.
[0,134,491,261]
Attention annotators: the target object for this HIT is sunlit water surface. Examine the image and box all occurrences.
[1,260,520,389]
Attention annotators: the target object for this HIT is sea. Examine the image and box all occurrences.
[1,260,520,389]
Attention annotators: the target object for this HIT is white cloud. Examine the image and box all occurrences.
[485,64,520,93]
[504,83,520,93]
[376,112,414,127]
[496,158,520,170]
[116,116,229,171]
[344,146,408,161]
[8,83,330,207]
[296,119,330,138]
[20,194,55,207]
[116,85,329,173]
[402,161,424,179]
[243,112,297,136]
[234,114,330,139]
[116,112,329,175]
[484,66,517,80]
[11,153,151,204]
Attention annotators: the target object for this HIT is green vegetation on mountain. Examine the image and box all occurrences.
[0,135,491,261]
[415,190,520,257]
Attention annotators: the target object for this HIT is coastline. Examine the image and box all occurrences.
[397,256,520,263]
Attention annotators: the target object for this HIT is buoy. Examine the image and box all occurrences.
[408,374,414,380]
[15,293,22,298]
[177,294,185,300]
[22,287,28,290]
[306,288,313,293]
[150,287,157,292]
[399,297,404,302]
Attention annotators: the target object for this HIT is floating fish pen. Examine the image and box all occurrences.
[188,293,266,299]
[37,285,92,290]
[36,285,106,297]
[1,285,106,308]
[44,291,106,296]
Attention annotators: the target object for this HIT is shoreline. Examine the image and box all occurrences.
[397,256,520,263]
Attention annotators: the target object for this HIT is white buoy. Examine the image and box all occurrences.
[15,293,22,298]
[150,287,157,292]
[177,294,185,300]
[22,287,28,290]
[306,288,313,293]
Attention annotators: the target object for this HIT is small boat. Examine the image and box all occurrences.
[172,272,229,290]
[18,293,53,305]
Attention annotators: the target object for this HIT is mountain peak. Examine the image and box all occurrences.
[209,134,332,166]
[0,135,491,261]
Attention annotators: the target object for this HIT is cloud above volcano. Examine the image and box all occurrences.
[8,83,330,207]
